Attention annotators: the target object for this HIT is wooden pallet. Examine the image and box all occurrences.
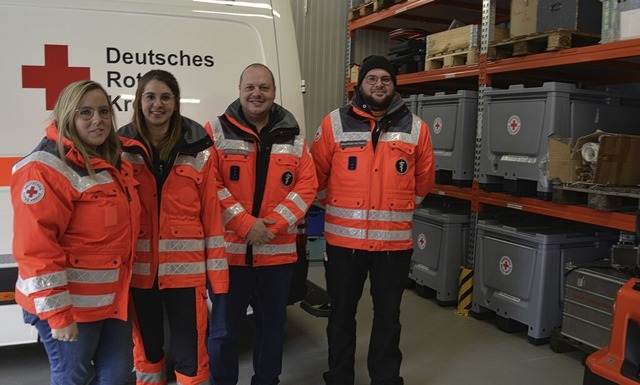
[425,49,479,70]
[489,29,600,59]
[348,0,403,21]
[550,326,597,359]
[552,183,640,212]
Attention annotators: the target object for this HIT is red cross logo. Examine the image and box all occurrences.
[25,185,38,198]
[507,115,521,135]
[21,180,45,204]
[22,45,91,110]
[499,255,513,275]
[433,117,442,134]
[417,234,426,249]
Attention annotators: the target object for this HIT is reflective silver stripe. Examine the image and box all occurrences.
[316,189,327,200]
[71,293,116,308]
[330,110,371,143]
[122,152,145,164]
[132,262,151,276]
[274,204,297,226]
[34,291,71,313]
[226,242,296,255]
[287,191,307,213]
[324,223,367,240]
[207,258,228,271]
[16,271,67,295]
[0,254,15,264]
[368,229,412,241]
[368,210,413,222]
[67,268,119,284]
[158,239,205,252]
[175,150,210,172]
[218,188,232,201]
[158,262,206,276]
[254,243,296,255]
[136,368,165,384]
[13,151,114,192]
[415,195,424,205]
[379,114,422,145]
[222,203,246,225]
[325,205,367,220]
[272,134,305,157]
[326,206,412,222]
[136,239,151,252]
[287,225,297,234]
[210,118,255,153]
[325,224,411,242]
[206,236,225,249]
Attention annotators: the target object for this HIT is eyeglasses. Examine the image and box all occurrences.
[142,92,175,104]
[76,106,112,121]
[364,75,392,86]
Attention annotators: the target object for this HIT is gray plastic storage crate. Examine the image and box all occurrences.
[471,219,616,344]
[478,82,640,197]
[403,94,419,115]
[562,265,629,349]
[410,207,470,305]
[418,91,477,186]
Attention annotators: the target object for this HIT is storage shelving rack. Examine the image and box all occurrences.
[346,0,640,268]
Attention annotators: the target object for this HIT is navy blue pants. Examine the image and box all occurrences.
[208,264,294,385]
[322,245,412,385]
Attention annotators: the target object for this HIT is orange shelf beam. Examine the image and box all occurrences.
[487,38,640,74]
[348,0,438,33]
[429,183,474,201]
[476,190,636,232]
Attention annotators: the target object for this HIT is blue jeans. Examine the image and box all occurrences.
[24,311,133,385]
[208,264,294,385]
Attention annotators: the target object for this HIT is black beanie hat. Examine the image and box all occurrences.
[357,55,397,87]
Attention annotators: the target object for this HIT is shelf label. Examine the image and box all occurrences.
[394,6,408,14]
[506,203,523,210]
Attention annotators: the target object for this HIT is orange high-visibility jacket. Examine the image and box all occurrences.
[11,122,141,329]
[118,117,228,293]
[205,100,318,267]
[310,95,435,251]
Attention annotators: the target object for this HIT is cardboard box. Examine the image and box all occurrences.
[537,0,602,34]
[548,131,640,185]
[620,1,640,40]
[510,0,539,37]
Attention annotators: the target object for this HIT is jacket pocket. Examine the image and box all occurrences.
[68,251,122,269]
[169,224,204,239]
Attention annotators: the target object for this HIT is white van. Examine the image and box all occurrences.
[0,0,304,346]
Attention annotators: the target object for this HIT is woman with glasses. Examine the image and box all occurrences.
[118,69,228,385]
[11,80,141,385]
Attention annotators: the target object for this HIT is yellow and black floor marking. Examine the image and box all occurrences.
[457,266,473,316]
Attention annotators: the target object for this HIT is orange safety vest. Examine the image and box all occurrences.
[310,97,435,251]
[205,101,318,267]
[12,122,141,329]
[118,117,228,293]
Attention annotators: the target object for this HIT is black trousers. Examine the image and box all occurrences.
[131,285,200,376]
[323,244,412,385]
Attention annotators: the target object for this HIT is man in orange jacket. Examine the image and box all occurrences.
[205,63,317,385]
[310,55,435,385]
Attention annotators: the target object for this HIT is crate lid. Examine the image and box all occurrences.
[413,207,470,224]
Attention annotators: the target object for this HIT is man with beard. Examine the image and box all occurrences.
[310,55,434,385]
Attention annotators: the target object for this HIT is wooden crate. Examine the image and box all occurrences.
[426,25,509,57]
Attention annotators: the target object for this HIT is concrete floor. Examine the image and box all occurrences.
[0,263,587,385]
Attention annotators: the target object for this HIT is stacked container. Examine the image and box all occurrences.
[478,82,640,197]
[471,218,616,344]
[418,90,478,186]
[410,206,470,305]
